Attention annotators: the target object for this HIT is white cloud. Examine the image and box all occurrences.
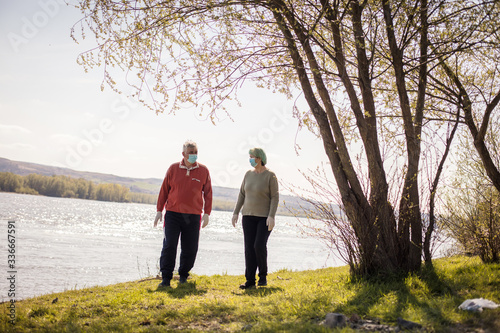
[0,124,32,134]
[0,142,36,150]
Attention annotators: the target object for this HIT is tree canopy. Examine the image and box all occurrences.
[74,0,500,277]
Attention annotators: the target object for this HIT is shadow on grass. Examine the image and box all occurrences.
[332,263,457,329]
[150,281,207,299]
[232,286,283,297]
[420,262,455,296]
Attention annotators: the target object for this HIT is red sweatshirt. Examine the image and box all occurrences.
[156,160,212,215]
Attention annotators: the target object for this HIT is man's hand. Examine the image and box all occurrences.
[232,214,238,228]
[202,214,209,228]
[154,211,162,227]
[266,217,275,231]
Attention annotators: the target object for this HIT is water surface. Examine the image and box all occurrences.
[0,193,337,300]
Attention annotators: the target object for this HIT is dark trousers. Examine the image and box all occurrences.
[159,211,201,281]
[242,215,272,283]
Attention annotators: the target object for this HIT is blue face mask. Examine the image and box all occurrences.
[249,158,258,167]
[188,154,198,164]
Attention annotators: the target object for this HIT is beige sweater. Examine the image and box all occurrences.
[233,169,279,218]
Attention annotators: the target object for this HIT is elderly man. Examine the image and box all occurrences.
[154,140,212,288]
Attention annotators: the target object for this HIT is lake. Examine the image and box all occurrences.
[0,192,338,300]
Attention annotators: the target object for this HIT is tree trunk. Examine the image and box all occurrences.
[424,107,460,263]
[274,0,422,276]
[382,0,426,272]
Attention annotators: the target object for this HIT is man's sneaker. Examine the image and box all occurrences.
[258,279,267,287]
[239,281,256,290]
[158,280,171,289]
[179,276,188,284]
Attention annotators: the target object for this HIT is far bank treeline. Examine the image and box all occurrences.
[0,172,155,204]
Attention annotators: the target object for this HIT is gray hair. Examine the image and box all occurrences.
[183,140,198,152]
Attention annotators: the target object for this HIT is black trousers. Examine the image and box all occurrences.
[242,215,272,283]
[159,211,200,281]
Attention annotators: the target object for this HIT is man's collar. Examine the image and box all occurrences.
[179,160,199,170]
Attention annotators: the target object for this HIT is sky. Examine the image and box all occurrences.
[0,0,330,194]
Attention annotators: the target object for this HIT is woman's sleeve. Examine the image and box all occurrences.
[268,172,279,218]
[232,173,247,215]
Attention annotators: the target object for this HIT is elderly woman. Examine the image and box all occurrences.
[232,148,279,289]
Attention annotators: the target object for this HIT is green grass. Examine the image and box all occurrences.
[2,256,499,332]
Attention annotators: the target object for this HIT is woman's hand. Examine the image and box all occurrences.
[266,217,275,231]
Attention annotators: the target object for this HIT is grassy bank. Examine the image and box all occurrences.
[2,256,499,332]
